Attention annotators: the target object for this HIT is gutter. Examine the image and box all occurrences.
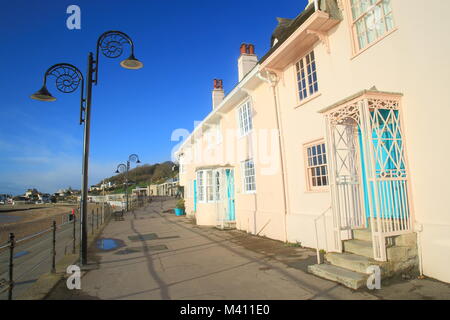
[257,70,289,243]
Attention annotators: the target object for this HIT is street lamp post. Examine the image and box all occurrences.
[31,31,143,266]
[115,154,141,212]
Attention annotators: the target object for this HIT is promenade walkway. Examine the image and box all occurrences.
[46,198,450,300]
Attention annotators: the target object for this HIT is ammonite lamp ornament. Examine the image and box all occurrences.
[95,30,143,84]
[30,64,84,107]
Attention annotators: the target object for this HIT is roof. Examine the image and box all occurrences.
[175,1,342,156]
[260,0,342,64]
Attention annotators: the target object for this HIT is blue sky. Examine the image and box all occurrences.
[0,0,307,195]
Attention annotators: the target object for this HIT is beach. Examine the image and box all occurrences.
[0,203,102,245]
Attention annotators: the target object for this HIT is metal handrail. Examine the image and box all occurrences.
[0,214,75,250]
[314,206,331,264]
[0,203,113,300]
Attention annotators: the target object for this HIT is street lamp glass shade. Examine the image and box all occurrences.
[120,54,144,70]
[30,85,56,102]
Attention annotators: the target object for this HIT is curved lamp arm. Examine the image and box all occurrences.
[128,154,140,164]
[116,163,127,174]
[94,30,142,85]
[30,63,86,125]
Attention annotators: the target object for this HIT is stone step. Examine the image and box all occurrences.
[344,239,373,258]
[353,229,372,242]
[216,221,236,230]
[307,264,368,290]
[325,252,386,275]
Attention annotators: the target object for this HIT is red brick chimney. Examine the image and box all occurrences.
[212,79,224,110]
[238,43,258,82]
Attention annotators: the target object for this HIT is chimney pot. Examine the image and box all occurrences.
[248,44,255,55]
[240,43,248,55]
[213,79,223,89]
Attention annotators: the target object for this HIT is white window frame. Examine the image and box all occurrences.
[295,50,318,103]
[237,100,253,137]
[206,170,214,202]
[241,159,256,193]
[196,169,222,203]
[197,171,205,202]
[347,0,396,54]
[303,140,329,192]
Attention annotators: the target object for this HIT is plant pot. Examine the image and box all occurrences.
[174,208,185,216]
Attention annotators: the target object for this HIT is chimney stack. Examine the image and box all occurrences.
[212,79,224,110]
[238,43,258,82]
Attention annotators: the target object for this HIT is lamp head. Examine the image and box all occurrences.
[30,85,56,102]
[115,169,120,174]
[136,159,141,164]
[120,53,144,70]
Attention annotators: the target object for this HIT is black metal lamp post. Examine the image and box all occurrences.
[115,154,141,211]
[31,31,143,266]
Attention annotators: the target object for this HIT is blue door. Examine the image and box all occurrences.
[359,109,409,221]
[193,180,197,212]
[225,169,235,221]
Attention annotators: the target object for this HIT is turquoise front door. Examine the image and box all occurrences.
[359,109,409,221]
[225,169,235,221]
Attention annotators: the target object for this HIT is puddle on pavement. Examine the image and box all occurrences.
[96,238,125,251]
[14,251,29,258]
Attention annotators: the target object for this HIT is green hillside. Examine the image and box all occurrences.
[99,161,178,188]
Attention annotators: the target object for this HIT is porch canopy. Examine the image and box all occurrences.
[318,89,412,261]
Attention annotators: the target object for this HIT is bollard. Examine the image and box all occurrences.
[91,210,94,235]
[8,233,15,300]
[51,221,56,273]
[73,212,76,254]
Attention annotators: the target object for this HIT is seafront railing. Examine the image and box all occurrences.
[0,203,116,300]
[0,196,152,300]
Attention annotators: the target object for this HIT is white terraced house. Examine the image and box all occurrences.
[174,0,450,288]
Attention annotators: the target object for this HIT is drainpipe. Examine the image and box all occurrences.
[415,222,425,277]
[257,70,289,243]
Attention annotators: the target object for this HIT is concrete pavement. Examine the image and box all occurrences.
[46,198,450,300]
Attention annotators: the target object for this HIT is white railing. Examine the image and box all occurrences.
[314,206,332,264]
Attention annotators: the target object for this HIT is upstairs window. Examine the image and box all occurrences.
[350,0,395,51]
[242,159,256,193]
[304,140,329,191]
[296,51,318,102]
[237,101,253,137]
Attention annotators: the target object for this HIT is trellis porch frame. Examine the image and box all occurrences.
[320,89,415,261]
